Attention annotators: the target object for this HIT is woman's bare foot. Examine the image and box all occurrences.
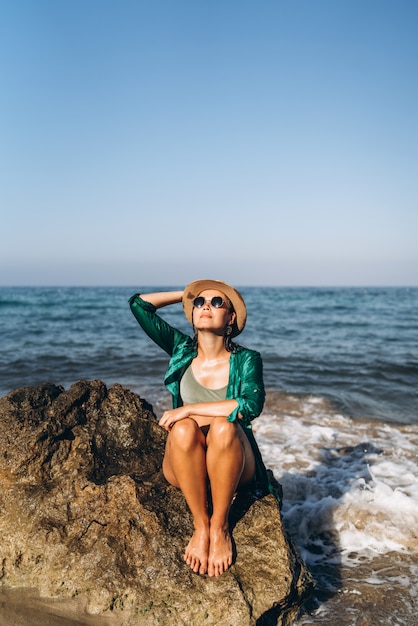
[184,526,210,575]
[208,525,233,577]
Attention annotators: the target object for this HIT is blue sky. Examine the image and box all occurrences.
[1,0,417,286]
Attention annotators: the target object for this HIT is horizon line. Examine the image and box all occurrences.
[1,284,417,289]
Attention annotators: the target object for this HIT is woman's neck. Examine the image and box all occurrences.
[196,332,228,362]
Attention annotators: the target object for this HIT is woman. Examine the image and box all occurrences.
[129,279,277,578]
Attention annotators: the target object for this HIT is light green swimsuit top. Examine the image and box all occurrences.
[180,364,228,404]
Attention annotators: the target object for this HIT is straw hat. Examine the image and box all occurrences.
[182,279,247,337]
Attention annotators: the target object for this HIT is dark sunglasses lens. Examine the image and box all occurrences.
[193,296,225,308]
[193,297,205,308]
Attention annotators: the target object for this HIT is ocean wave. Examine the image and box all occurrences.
[252,392,418,623]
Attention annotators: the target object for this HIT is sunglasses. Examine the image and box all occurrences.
[193,296,228,309]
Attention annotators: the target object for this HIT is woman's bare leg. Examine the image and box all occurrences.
[162,418,210,575]
[205,419,256,577]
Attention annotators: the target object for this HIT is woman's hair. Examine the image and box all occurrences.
[224,298,239,350]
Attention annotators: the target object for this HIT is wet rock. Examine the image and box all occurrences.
[0,381,313,625]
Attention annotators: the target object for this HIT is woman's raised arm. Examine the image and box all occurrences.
[139,290,184,309]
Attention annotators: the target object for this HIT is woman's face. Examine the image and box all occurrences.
[192,289,236,334]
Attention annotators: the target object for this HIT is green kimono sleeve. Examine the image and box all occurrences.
[129,294,180,356]
[227,349,265,424]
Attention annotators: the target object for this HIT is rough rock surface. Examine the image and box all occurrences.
[0,381,314,625]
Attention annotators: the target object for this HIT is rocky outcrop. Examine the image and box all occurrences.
[0,381,313,625]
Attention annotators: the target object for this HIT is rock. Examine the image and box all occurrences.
[0,381,314,625]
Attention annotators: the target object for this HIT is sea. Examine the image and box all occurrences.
[1,286,417,625]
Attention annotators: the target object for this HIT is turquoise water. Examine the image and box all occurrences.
[1,286,417,424]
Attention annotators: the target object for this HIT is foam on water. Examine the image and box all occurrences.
[255,395,418,553]
[253,392,418,619]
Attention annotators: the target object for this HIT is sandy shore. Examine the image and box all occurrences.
[0,588,122,626]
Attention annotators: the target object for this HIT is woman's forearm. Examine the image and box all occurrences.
[184,399,239,419]
[139,291,184,309]
[159,400,241,431]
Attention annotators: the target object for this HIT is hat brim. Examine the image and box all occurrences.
[182,279,246,337]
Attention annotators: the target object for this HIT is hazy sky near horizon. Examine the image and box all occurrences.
[1,0,417,287]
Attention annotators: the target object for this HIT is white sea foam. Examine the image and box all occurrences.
[253,395,418,570]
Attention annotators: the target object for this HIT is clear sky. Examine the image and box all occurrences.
[1,0,417,287]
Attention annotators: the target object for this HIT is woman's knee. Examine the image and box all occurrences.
[207,419,239,449]
[169,417,203,451]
